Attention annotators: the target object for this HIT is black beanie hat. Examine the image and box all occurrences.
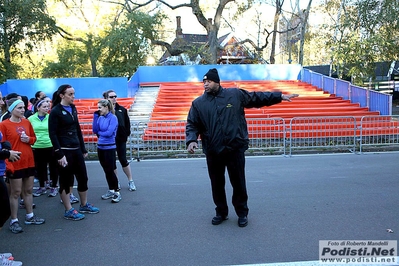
[203,68,220,83]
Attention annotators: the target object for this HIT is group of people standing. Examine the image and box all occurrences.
[0,85,136,235]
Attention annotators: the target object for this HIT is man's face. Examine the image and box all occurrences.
[203,79,219,94]
[107,92,117,105]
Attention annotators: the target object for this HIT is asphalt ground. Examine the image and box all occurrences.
[1,152,399,266]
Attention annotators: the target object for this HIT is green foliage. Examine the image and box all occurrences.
[322,0,399,83]
[0,0,57,81]
[41,42,91,78]
[100,11,165,77]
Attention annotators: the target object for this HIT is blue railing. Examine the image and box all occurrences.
[301,68,392,115]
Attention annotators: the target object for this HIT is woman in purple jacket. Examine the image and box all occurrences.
[93,99,121,203]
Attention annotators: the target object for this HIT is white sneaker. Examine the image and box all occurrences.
[128,180,136,191]
[60,193,79,204]
[69,194,79,204]
[101,190,115,200]
[0,253,12,260]
[0,253,22,266]
[111,192,121,203]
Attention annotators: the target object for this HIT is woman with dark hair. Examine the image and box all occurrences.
[33,91,45,105]
[1,93,20,121]
[49,84,99,221]
[93,99,121,203]
[0,97,6,117]
[103,90,136,191]
[29,100,59,197]
[0,92,22,231]
[0,98,45,233]
[21,95,33,118]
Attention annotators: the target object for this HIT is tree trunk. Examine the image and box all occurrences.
[90,56,98,77]
[270,0,283,64]
[3,30,14,79]
[208,28,219,64]
[298,0,312,65]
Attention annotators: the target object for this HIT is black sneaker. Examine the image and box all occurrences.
[211,215,228,225]
[238,216,248,227]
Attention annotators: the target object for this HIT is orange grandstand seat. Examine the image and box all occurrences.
[141,80,392,141]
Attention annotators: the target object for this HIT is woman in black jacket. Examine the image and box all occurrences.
[49,84,99,221]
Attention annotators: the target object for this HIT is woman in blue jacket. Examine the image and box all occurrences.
[93,99,121,203]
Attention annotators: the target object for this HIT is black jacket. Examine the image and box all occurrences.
[48,103,87,159]
[186,86,282,155]
[114,103,131,142]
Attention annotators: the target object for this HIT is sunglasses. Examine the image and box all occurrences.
[109,95,117,99]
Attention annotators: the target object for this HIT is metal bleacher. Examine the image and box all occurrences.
[78,79,399,157]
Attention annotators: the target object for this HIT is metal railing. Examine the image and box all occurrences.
[301,68,392,115]
[288,116,357,155]
[81,115,399,158]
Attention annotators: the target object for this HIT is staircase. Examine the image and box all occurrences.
[128,85,161,146]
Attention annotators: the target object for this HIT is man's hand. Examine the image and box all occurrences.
[187,142,198,154]
[281,94,299,102]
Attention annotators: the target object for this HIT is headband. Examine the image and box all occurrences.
[8,99,23,112]
[36,100,46,109]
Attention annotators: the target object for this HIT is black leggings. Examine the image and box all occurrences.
[32,147,58,187]
[98,148,119,191]
[58,149,88,194]
[116,141,129,167]
[0,176,10,227]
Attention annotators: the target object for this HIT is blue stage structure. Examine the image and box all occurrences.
[0,64,391,115]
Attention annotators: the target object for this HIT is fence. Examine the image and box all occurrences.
[81,115,399,159]
[301,68,392,115]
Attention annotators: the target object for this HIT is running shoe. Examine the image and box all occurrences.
[0,253,12,260]
[70,193,79,204]
[45,180,52,189]
[60,193,79,204]
[19,200,36,209]
[128,180,136,191]
[9,221,23,234]
[64,208,85,221]
[1,256,22,266]
[32,187,47,197]
[111,192,122,203]
[79,203,99,214]
[101,190,115,200]
[25,215,45,225]
[48,187,58,197]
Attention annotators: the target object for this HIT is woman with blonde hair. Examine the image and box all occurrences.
[93,99,121,203]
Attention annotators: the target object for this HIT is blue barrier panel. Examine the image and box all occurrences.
[369,90,391,115]
[302,68,311,83]
[2,77,128,99]
[134,64,302,83]
[323,76,335,94]
[127,72,140,97]
[310,72,323,88]
[336,80,350,100]
[351,85,368,107]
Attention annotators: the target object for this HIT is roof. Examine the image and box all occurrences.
[158,17,260,65]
